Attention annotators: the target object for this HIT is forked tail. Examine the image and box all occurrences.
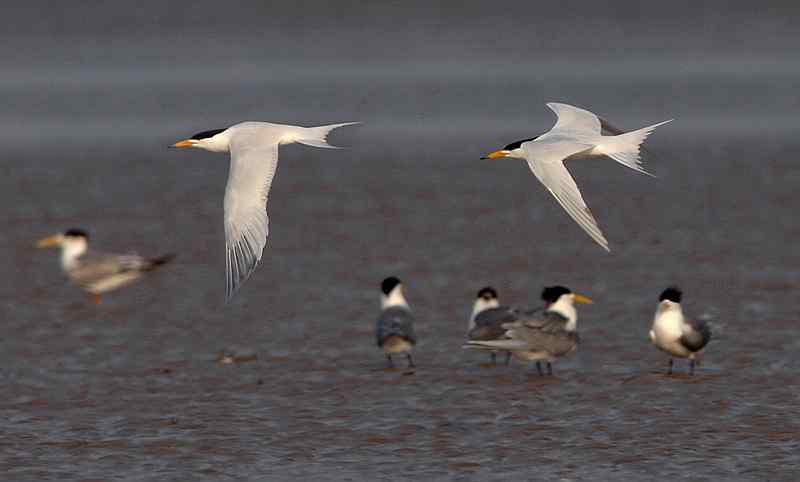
[598,119,672,176]
[296,122,360,149]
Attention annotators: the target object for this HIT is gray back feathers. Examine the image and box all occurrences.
[506,308,578,357]
[67,251,173,292]
[515,327,578,357]
[512,308,570,333]
[468,306,518,341]
[376,306,416,347]
[680,318,712,352]
[68,252,146,285]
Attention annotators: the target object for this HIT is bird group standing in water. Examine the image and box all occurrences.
[35,102,711,375]
[374,278,711,376]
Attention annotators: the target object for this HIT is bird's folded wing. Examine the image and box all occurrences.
[520,310,570,333]
[680,319,712,351]
[224,131,280,300]
[473,306,517,327]
[469,308,517,341]
[546,102,602,134]
[524,140,610,251]
[69,253,145,285]
[514,328,577,355]
[377,307,416,344]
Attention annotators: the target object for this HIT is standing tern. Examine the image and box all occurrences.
[171,121,358,300]
[376,277,417,369]
[465,286,516,366]
[36,228,174,304]
[465,286,592,375]
[481,102,672,251]
[649,287,711,375]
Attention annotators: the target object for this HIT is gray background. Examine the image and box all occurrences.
[3,1,800,480]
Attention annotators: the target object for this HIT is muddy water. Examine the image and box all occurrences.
[3,2,800,480]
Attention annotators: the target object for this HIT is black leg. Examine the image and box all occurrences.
[667,358,673,375]
[386,354,394,368]
[406,353,415,368]
[546,362,553,376]
[490,352,497,365]
[536,361,543,376]
[689,359,695,376]
[504,352,512,366]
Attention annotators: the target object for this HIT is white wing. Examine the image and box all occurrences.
[546,102,602,135]
[523,139,610,251]
[224,129,280,300]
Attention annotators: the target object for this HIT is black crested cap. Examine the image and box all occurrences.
[190,128,226,140]
[503,136,539,151]
[381,276,402,295]
[541,285,571,303]
[477,286,498,300]
[63,228,89,239]
[659,286,682,303]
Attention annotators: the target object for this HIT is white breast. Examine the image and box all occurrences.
[650,309,691,357]
[651,310,683,343]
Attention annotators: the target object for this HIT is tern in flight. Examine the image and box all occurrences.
[172,121,358,300]
[36,228,174,304]
[482,102,672,251]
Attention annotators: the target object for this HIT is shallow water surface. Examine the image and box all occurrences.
[2,2,800,480]
[5,136,800,480]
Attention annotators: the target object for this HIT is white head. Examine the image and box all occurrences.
[171,128,232,153]
[36,228,89,270]
[542,285,593,332]
[380,276,409,309]
[481,136,540,161]
[471,286,500,323]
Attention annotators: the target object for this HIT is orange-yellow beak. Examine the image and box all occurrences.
[36,234,63,248]
[573,293,593,305]
[170,139,194,148]
[481,150,509,160]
